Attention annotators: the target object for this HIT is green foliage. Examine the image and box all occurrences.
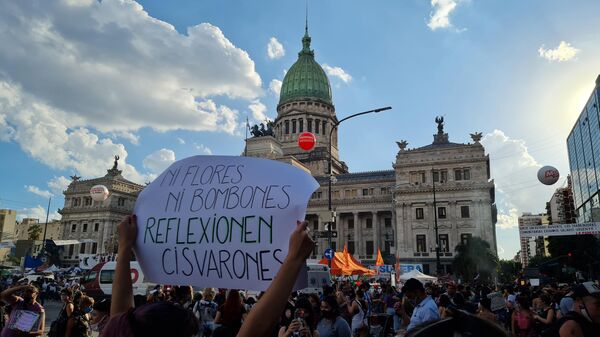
[497,259,522,284]
[27,224,43,241]
[452,236,498,282]
[5,255,20,266]
[528,255,553,268]
[547,235,600,273]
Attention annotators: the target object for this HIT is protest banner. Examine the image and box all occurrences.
[519,222,600,237]
[487,292,507,312]
[134,155,319,291]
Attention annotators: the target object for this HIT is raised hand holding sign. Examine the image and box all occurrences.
[133,155,319,291]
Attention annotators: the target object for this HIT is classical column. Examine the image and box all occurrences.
[353,212,360,256]
[372,211,379,257]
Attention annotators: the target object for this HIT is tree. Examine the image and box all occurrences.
[452,236,498,283]
[27,224,43,241]
[547,235,600,279]
[528,255,553,268]
[497,259,522,285]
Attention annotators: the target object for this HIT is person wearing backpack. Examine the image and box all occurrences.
[348,289,368,337]
[194,288,218,337]
[512,295,535,337]
[557,282,600,337]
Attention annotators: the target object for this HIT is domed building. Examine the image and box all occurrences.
[245,26,497,275]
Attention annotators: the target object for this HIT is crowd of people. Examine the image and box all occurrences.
[0,215,597,337]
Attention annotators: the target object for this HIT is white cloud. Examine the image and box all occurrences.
[269,79,282,96]
[143,148,176,174]
[47,176,71,195]
[427,0,458,31]
[17,205,61,222]
[194,143,213,155]
[538,41,580,62]
[267,37,285,60]
[249,101,268,122]
[0,0,261,135]
[25,185,53,199]
[177,137,186,145]
[322,64,352,83]
[482,130,546,230]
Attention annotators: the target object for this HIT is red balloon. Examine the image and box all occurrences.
[298,132,316,151]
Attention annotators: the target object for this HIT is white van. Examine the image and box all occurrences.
[298,263,332,295]
[80,261,155,298]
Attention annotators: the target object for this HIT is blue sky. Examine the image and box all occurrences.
[1,0,599,259]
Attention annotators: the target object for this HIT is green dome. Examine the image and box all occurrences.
[278,29,332,106]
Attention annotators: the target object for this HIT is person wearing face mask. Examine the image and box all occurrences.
[0,284,45,337]
[397,278,440,333]
[65,295,94,337]
[558,282,600,337]
[317,296,351,337]
[89,298,110,335]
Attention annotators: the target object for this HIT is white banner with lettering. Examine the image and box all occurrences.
[519,223,600,237]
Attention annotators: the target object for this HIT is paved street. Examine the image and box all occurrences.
[41,299,61,334]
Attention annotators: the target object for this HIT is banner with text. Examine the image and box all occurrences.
[133,156,319,291]
[519,223,600,237]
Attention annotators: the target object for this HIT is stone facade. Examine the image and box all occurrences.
[58,160,143,266]
[245,27,498,275]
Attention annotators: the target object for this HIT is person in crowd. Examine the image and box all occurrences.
[558,288,574,319]
[437,294,453,319]
[172,285,194,310]
[101,215,200,337]
[308,293,322,325]
[359,283,372,319]
[0,284,45,337]
[214,290,248,336]
[48,288,74,337]
[347,289,368,337]
[65,295,94,337]
[214,289,227,307]
[194,288,219,337]
[89,298,110,335]
[278,298,317,337]
[558,282,600,337]
[511,295,535,337]
[316,295,352,337]
[397,278,440,333]
[477,297,497,324]
[533,293,555,333]
[383,285,401,333]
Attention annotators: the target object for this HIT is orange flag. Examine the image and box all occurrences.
[375,248,384,266]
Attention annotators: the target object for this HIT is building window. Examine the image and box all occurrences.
[285,120,289,134]
[333,190,340,199]
[307,119,313,132]
[362,188,369,196]
[71,224,77,232]
[313,220,318,231]
[68,245,74,256]
[118,198,125,206]
[366,241,374,255]
[438,207,447,219]
[348,241,355,254]
[461,205,470,218]
[433,170,448,183]
[416,208,424,220]
[94,223,99,232]
[299,119,304,132]
[416,235,427,253]
[79,243,86,254]
[292,119,297,133]
[322,120,326,135]
[348,219,354,229]
[366,218,373,228]
[384,218,392,228]
[83,223,88,232]
[454,168,471,181]
[315,119,320,134]
[460,233,472,245]
[411,171,427,184]
[84,197,92,206]
[92,242,98,254]
[439,234,449,252]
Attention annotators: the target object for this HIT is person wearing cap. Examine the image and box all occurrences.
[397,278,440,332]
[558,282,600,337]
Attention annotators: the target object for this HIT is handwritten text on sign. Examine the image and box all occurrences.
[519,222,600,237]
[133,156,319,291]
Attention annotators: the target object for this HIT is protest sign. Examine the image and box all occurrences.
[134,155,319,291]
[7,310,40,332]
[487,292,507,312]
[519,223,600,237]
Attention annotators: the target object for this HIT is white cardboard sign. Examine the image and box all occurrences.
[133,156,319,291]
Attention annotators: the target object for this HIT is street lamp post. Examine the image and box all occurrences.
[326,106,392,267]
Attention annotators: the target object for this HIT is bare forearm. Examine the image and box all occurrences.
[0,285,25,302]
[111,245,134,316]
[238,257,304,337]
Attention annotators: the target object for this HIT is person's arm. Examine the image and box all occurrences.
[238,221,314,337]
[215,310,222,324]
[110,215,137,317]
[32,311,45,336]
[0,284,29,305]
[66,302,74,317]
[511,311,516,335]
[559,319,584,337]
[534,309,555,325]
